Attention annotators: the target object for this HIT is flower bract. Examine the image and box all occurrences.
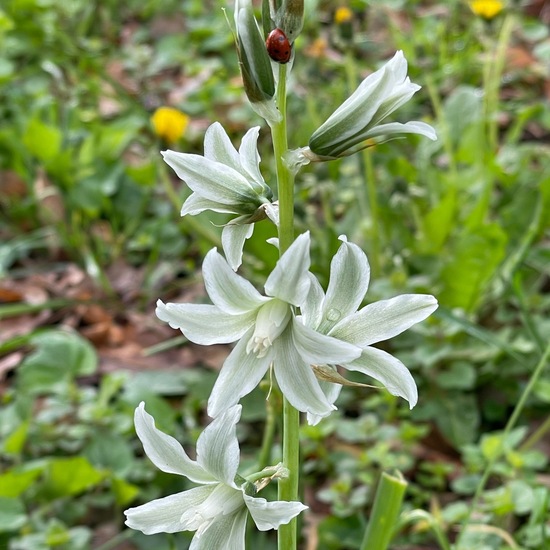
[162,121,278,270]
[301,236,438,425]
[124,402,307,547]
[156,232,362,420]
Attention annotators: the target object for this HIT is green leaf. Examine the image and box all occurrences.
[83,433,134,477]
[435,361,476,390]
[0,497,27,532]
[439,223,507,311]
[43,457,105,498]
[0,465,44,498]
[2,420,30,455]
[111,477,140,507]
[420,187,456,253]
[23,119,62,162]
[17,330,97,395]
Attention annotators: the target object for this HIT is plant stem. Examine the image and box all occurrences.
[456,339,550,548]
[360,471,408,550]
[271,63,299,550]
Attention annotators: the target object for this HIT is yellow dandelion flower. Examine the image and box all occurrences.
[151,107,189,143]
[335,6,353,25]
[469,0,504,19]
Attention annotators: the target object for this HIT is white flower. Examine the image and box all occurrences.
[289,51,436,166]
[162,121,278,270]
[156,232,361,419]
[124,403,307,547]
[301,237,438,425]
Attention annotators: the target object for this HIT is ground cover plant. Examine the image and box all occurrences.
[1,0,549,549]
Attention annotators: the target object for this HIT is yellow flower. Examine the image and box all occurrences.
[334,6,353,25]
[151,107,189,143]
[469,0,504,19]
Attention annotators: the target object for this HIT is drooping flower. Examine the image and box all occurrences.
[287,51,436,167]
[301,237,438,425]
[162,121,278,270]
[125,403,306,547]
[151,107,189,143]
[156,232,361,420]
[469,0,503,19]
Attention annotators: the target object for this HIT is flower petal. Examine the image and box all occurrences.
[345,346,418,408]
[133,402,214,483]
[161,150,257,205]
[197,405,242,486]
[244,494,308,531]
[222,223,255,271]
[363,121,437,141]
[238,126,266,191]
[292,319,361,364]
[329,294,438,346]
[203,248,268,314]
[306,379,342,426]
[265,232,311,305]
[318,238,370,333]
[190,508,248,550]
[203,122,241,173]
[208,327,274,418]
[124,485,216,534]
[156,300,254,344]
[301,274,325,330]
[181,193,238,216]
[273,329,335,418]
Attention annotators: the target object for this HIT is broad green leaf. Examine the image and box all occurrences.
[439,223,507,311]
[43,457,105,498]
[83,433,134,477]
[111,477,140,507]
[420,187,456,253]
[2,420,29,455]
[17,330,97,395]
[22,119,62,162]
[0,465,44,498]
[0,497,27,532]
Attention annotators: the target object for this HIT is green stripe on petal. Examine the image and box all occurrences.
[292,319,361,365]
[244,494,307,531]
[265,231,311,305]
[273,329,335,418]
[196,405,242,486]
[203,122,242,171]
[329,294,438,347]
[156,300,255,344]
[318,237,370,333]
[124,485,216,535]
[203,248,268,313]
[345,346,418,408]
[207,327,274,418]
[133,403,214,483]
[161,150,258,205]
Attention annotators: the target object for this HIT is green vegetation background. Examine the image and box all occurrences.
[0,0,549,548]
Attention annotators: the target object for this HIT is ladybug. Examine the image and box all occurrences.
[266,28,292,64]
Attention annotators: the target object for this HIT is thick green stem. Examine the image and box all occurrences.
[360,471,407,550]
[270,63,300,550]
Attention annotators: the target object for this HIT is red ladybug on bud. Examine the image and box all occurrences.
[266,28,292,64]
